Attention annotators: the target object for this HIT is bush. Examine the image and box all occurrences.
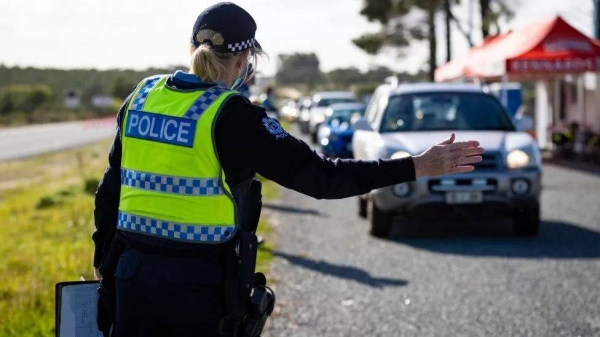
[57,187,76,197]
[35,195,60,209]
[0,84,53,114]
[83,177,100,195]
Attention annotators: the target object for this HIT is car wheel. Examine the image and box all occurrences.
[513,203,540,236]
[358,196,367,218]
[368,199,393,238]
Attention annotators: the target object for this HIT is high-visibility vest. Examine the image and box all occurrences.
[118,75,239,244]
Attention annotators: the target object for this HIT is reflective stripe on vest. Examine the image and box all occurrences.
[183,86,228,120]
[129,75,162,111]
[121,168,223,196]
[118,211,234,243]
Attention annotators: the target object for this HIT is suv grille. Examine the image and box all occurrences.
[473,152,500,171]
[428,178,498,193]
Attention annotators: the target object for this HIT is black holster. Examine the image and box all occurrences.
[222,179,276,337]
[97,232,126,337]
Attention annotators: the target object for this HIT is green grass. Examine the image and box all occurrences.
[0,141,279,336]
[0,143,109,336]
[254,175,278,273]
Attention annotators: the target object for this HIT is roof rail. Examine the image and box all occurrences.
[384,76,399,89]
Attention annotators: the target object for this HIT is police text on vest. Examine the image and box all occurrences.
[125,110,197,147]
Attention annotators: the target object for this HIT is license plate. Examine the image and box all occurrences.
[445,191,483,204]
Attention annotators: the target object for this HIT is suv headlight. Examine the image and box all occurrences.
[507,149,532,169]
[391,151,412,159]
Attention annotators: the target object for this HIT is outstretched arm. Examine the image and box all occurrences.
[215,97,483,200]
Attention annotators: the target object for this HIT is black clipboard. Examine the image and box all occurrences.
[55,281,102,337]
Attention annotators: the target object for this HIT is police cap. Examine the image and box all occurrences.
[191,2,261,54]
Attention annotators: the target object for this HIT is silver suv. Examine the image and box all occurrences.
[352,82,542,238]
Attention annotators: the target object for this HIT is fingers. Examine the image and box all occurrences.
[452,165,475,173]
[455,155,483,166]
[453,147,485,158]
[447,140,480,151]
[439,133,455,145]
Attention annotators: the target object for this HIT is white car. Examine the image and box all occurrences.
[352,82,542,238]
[307,91,358,143]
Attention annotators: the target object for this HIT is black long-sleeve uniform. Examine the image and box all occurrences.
[93,74,416,267]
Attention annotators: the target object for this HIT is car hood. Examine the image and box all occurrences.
[380,131,535,154]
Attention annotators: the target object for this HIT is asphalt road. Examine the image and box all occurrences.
[0,118,116,161]
[265,125,600,337]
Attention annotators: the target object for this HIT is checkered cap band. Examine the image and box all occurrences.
[227,37,255,52]
[183,86,228,120]
[130,76,163,111]
[121,168,223,196]
[118,212,234,243]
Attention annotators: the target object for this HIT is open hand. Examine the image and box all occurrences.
[412,133,484,178]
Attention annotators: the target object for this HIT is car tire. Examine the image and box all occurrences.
[368,199,393,238]
[513,203,540,236]
[358,196,367,218]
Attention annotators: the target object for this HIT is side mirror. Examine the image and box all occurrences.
[352,117,373,131]
[514,114,534,132]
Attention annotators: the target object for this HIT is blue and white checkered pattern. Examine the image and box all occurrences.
[227,38,255,52]
[129,76,163,111]
[118,211,234,243]
[183,86,227,120]
[121,168,223,196]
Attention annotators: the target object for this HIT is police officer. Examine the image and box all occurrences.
[261,87,277,115]
[93,3,483,336]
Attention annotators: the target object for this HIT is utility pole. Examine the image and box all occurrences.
[445,0,452,62]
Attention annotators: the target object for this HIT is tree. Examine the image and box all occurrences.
[0,84,52,113]
[444,0,452,62]
[353,0,445,81]
[326,67,363,88]
[112,76,136,100]
[363,66,394,83]
[479,0,515,38]
[29,85,53,110]
[323,66,394,89]
[275,53,322,89]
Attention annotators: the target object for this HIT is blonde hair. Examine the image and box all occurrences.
[191,29,266,83]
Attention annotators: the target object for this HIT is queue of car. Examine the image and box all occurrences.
[279,80,542,240]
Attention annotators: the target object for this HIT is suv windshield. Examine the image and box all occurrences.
[380,92,514,132]
[317,98,356,107]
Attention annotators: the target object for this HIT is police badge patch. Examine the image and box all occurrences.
[262,118,288,139]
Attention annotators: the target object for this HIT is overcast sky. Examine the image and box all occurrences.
[0,0,595,75]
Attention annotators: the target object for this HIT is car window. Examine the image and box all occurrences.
[379,92,515,133]
[316,98,356,107]
[327,108,366,128]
